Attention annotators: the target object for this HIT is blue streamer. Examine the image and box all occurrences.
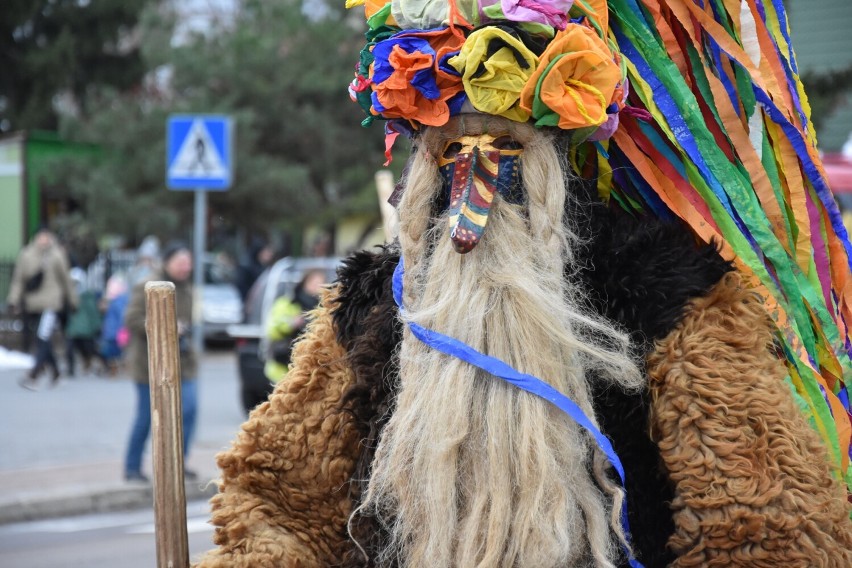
[768,0,801,85]
[754,0,767,23]
[683,15,852,273]
[750,88,852,270]
[610,8,833,353]
[391,258,645,568]
[773,2,796,73]
[768,36,808,132]
[706,31,742,119]
[611,146,674,221]
[613,26,748,237]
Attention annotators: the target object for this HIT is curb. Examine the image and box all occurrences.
[0,479,217,525]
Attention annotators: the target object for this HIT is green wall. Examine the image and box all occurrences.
[0,137,24,258]
[0,131,100,258]
[24,130,96,239]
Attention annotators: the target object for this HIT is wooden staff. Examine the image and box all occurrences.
[375,169,398,242]
[146,281,190,568]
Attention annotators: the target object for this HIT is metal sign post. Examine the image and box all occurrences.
[192,189,207,353]
[166,115,234,354]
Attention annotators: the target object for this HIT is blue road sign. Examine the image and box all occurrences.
[166,115,233,190]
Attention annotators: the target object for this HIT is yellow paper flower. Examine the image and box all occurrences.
[366,0,395,20]
[346,0,398,26]
[519,23,620,130]
[448,26,538,123]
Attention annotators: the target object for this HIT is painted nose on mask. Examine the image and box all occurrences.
[446,145,503,254]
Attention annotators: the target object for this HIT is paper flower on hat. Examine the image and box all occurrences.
[390,0,479,29]
[369,28,466,126]
[447,26,539,122]
[519,22,621,130]
[388,0,573,31]
[480,0,574,30]
[349,0,401,23]
[346,0,627,140]
[587,77,628,141]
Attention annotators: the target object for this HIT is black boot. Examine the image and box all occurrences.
[27,363,43,380]
[49,365,61,386]
[19,365,42,391]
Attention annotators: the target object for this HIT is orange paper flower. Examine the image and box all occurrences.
[369,28,465,127]
[519,23,620,130]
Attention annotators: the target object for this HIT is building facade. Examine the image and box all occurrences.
[788,0,852,152]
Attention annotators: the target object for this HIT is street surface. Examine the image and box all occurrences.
[0,348,248,565]
[0,500,214,568]
[0,349,245,471]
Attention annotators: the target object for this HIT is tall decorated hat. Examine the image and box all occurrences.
[346,0,852,495]
[347,0,629,143]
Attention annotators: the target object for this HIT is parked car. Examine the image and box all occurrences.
[228,256,342,414]
[201,254,243,343]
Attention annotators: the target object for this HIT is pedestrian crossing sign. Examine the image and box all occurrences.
[166,115,233,190]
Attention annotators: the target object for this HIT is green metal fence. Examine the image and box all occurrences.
[0,258,22,350]
[0,258,13,309]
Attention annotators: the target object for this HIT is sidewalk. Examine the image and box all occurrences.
[0,447,223,525]
[0,350,247,526]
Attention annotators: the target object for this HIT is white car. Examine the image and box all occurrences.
[202,256,243,342]
[202,283,243,341]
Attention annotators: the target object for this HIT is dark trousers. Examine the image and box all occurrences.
[33,336,59,379]
[66,337,98,375]
[25,311,60,380]
[125,379,198,475]
[21,312,41,354]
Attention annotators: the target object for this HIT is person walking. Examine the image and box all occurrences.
[8,227,78,389]
[126,235,161,287]
[122,242,198,482]
[98,274,129,376]
[64,267,102,376]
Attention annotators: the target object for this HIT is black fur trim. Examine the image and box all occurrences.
[576,203,732,567]
[576,202,733,351]
[331,246,401,567]
[590,373,678,567]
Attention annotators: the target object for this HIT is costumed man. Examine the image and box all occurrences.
[196,1,852,566]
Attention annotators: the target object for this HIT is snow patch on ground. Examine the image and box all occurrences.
[0,347,33,370]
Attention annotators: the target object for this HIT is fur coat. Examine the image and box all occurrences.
[195,209,852,567]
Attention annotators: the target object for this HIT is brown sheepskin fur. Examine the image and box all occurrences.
[647,272,852,567]
[193,286,360,567]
